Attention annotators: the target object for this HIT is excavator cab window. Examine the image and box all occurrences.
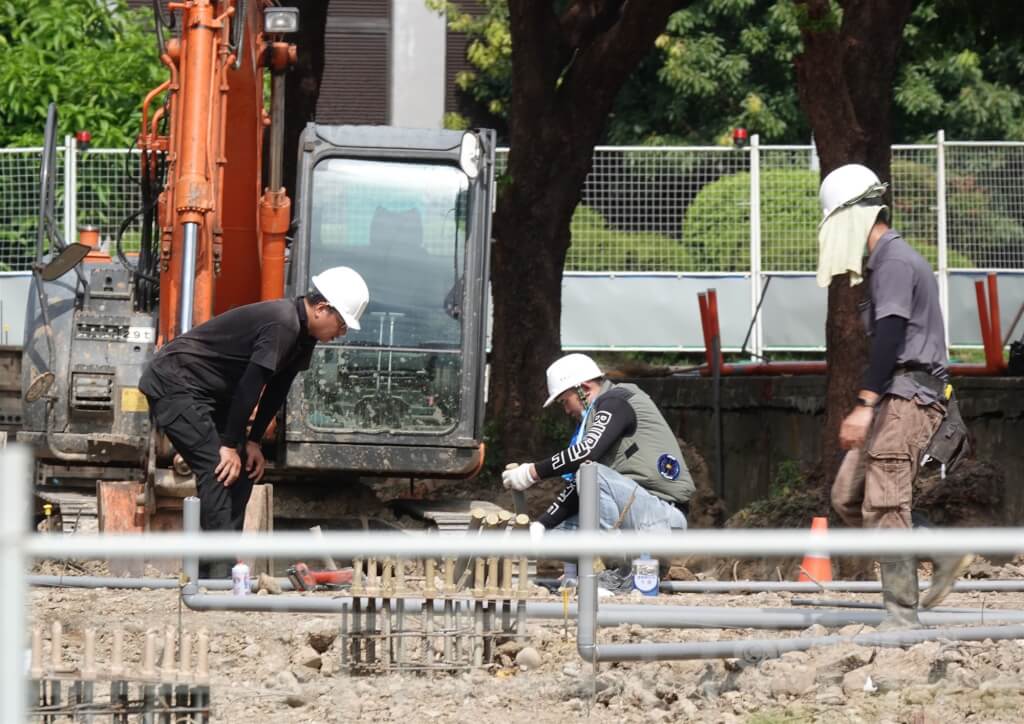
[304,158,470,434]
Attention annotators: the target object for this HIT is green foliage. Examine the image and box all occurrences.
[428,0,510,131]
[0,0,164,146]
[439,0,1024,145]
[892,159,1020,268]
[568,205,693,271]
[682,168,820,272]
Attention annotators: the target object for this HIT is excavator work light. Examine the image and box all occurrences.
[264,7,299,34]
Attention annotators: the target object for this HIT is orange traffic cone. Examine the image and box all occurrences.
[797,516,833,583]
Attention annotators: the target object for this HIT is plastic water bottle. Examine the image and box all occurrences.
[632,554,659,597]
[231,561,250,597]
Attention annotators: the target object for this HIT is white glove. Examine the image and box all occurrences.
[502,463,537,491]
[529,521,546,542]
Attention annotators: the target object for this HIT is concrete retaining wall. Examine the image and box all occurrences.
[634,375,1024,524]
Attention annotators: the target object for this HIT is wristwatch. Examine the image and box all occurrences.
[856,396,877,408]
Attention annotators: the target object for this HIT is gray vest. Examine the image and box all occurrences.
[585,381,695,504]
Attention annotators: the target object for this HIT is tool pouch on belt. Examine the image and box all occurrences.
[923,395,970,473]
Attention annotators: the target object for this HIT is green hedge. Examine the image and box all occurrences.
[567,205,694,271]
[682,168,820,272]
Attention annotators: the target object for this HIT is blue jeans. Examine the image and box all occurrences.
[554,464,686,533]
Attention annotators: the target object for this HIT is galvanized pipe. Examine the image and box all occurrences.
[175,591,1023,627]
[577,462,599,663]
[27,526,1024,559]
[595,623,1024,662]
[0,445,29,724]
[791,597,999,612]
[661,580,1024,593]
[28,574,294,593]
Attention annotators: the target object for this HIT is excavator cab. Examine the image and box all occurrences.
[283,125,495,477]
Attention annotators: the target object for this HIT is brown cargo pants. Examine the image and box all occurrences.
[831,396,944,529]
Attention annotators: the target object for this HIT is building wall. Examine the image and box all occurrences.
[391,1,446,128]
[126,0,469,129]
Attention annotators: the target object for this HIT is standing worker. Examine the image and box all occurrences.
[502,353,694,593]
[818,164,972,628]
[139,266,369,577]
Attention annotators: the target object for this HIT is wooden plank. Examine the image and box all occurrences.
[97,481,145,577]
[242,484,273,577]
[147,507,183,575]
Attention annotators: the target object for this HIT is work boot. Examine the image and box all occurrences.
[920,554,975,609]
[877,557,922,630]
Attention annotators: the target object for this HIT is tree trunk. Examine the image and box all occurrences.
[488,0,686,461]
[794,0,914,488]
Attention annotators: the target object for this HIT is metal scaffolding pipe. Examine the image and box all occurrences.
[660,579,1024,593]
[593,623,1024,662]
[27,574,295,593]
[577,462,599,663]
[174,592,1024,628]
[790,597,991,613]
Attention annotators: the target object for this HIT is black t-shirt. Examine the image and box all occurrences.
[151,298,316,403]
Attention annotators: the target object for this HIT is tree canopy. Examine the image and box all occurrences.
[445,0,1024,145]
[0,0,164,147]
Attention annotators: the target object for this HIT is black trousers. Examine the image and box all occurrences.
[139,366,254,533]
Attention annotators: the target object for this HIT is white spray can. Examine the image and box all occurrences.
[231,560,250,596]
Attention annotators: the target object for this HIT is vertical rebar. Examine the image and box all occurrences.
[395,597,405,671]
[194,629,210,724]
[110,629,127,724]
[176,632,192,722]
[443,598,454,666]
[351,558,365,596]
[140,633,157,724]
[351,597,363,666]
[366,597,377,667]
[340,601,349,669]
[472,599,484,667]
[28,627,42,710]
[81,628,96,724]
[49,621,63,714]
[381,598,392,671]
[366,558,379,595]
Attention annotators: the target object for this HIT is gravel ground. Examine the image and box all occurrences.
[27,558,1024,723]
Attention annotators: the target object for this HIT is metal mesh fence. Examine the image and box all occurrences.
[75,149,145,252]
[570,146,750,272]
[0,148,64,272]
[2,140,1024,275]
[759,146,819,272]
[945,143,1024,269]
[891,144,939,266]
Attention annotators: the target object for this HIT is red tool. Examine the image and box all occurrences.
[286,563,353,591]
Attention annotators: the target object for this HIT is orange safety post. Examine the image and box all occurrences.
[987,273,1004,370]
[697,292,713,369]
[707,289,725,369]
[974,279,995,371]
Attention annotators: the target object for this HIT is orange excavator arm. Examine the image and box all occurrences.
[138,0,295,345]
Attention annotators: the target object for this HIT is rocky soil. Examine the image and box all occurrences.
[29,557,1024,723]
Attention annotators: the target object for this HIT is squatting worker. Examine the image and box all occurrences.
[502,353,694,594]
[139,267,369,575]
[817,164,972,628]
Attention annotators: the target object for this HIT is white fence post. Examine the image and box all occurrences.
[936,130,950,350]
[749,134,763,359]
[0,444,30,724]
[63,134,77,246]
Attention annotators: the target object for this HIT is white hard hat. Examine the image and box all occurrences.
[819,164,887,222]
[543,353,603,408]
[311,266,369,331]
